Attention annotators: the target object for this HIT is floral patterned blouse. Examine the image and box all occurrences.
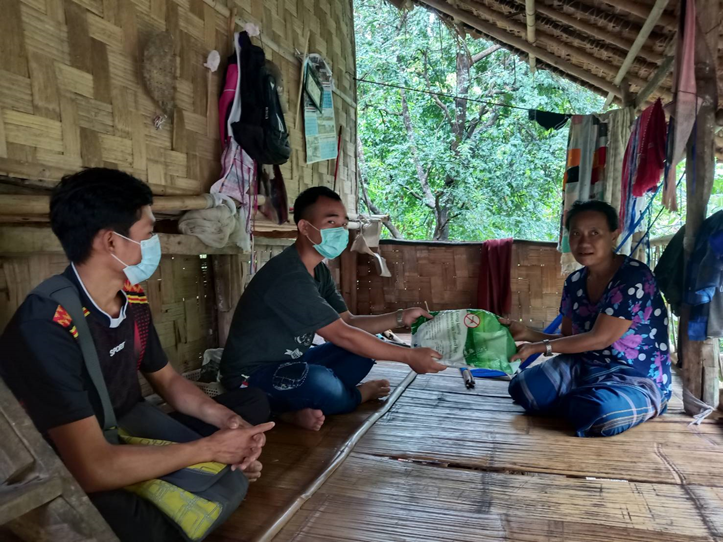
[560,257,672,399]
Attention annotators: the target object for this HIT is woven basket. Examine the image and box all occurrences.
[184,369,225,398]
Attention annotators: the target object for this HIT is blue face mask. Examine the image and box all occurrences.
[112,233,162,285]
[307,224,349,260]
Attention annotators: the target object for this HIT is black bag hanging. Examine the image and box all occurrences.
[232,31,291,165]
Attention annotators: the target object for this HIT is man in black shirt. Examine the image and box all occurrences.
[0,168,274,542]
[221,187,446,431]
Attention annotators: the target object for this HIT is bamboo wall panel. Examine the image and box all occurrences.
[354,240,565,329]
[0,0,357,211]
[0,254,216,374]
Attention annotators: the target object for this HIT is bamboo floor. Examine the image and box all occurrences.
[211,346,723,542]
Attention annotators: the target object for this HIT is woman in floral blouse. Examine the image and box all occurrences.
[503,200,671,437]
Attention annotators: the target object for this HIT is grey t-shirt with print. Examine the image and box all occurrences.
[220,244,347,388]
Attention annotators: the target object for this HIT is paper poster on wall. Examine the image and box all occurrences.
[303,54,337,164]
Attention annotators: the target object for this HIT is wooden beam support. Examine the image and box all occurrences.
[0,227,248,256]
[635,55,674,109]
[682,0,720,412]
[604,0,671,107]
[0,194,266,217]
[340,231,358,313]
[524,0,536,72]
[418,0,622,96]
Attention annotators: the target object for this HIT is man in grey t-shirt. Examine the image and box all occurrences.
[220,187,446,430]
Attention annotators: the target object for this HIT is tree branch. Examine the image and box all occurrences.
[421,50,452,126]
[356,137,402,239]
[472,44,501,65]
[399,89,436,210]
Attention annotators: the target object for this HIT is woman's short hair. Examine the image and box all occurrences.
[565,200,619,231]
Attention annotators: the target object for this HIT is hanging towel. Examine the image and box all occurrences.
[664,0,701,211]
[178,195,246,249]
[477,238,513,315]
[628,99,667,197]
[351,220,391,277]
[528,110,571,131]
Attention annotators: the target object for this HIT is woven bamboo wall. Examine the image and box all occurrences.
[0,0,358,211]
[354,240,566,330]
[0,254,216,373]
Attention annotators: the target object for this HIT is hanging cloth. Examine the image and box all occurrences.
[218,33,244,148]
[209,139,255,252]
[664,0,701,211]
[528,110,571,131]
[476,238,513,315]
[558,110,636,273]
[626,99,667,197]
[257,164,289,225]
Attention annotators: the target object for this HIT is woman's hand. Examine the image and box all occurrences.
[402,307,433,327]
[498,317,530,342]
[510,342,544,363]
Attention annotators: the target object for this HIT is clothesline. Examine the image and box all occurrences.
[354,77,584,115]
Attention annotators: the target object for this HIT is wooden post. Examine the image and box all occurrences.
[212,254,246,347]
[681,0,720,412]
[340,231,358,313]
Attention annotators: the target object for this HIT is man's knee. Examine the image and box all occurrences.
[270,361,311,392]
[235,387,271,425]
[89,490,180,542]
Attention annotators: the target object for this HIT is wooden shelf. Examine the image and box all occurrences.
[0,227,248,256]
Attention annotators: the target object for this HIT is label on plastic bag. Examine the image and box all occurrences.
[411,309,519,374]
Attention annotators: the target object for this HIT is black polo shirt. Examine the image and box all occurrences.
[0,266,167,434]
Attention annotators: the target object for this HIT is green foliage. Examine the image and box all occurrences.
[355,0,604,241]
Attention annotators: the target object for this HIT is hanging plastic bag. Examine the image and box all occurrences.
[411,309,519,374]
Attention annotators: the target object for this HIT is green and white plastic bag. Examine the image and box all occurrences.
[411,309,519,374]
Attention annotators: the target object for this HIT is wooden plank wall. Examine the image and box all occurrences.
[0,0,358,210]
[0,255,216,374]
[353,240,565,330]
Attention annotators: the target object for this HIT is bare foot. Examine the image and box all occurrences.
[242,460,263,482]
[280,408,325,431]
[358,379,391,403]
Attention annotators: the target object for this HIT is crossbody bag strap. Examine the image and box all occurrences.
[31,276,118,434]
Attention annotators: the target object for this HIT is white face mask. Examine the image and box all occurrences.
[111,233,162,285]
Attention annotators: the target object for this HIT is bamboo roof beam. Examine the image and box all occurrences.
[601,0,678,31]
[530,3,665,63]
[524,0,536,72]
[461,25,616,99]
[418,0,622,96]
[433,0,655,91]
[539,0,672,50]
[478,0,664,81]
[603,0,671,108]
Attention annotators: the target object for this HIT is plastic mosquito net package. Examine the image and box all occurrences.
[411,309,519,375]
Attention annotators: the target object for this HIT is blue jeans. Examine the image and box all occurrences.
[247,343,375,415]
[508,355,666,437]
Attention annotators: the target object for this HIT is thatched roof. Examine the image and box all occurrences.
[389,0,723,153]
